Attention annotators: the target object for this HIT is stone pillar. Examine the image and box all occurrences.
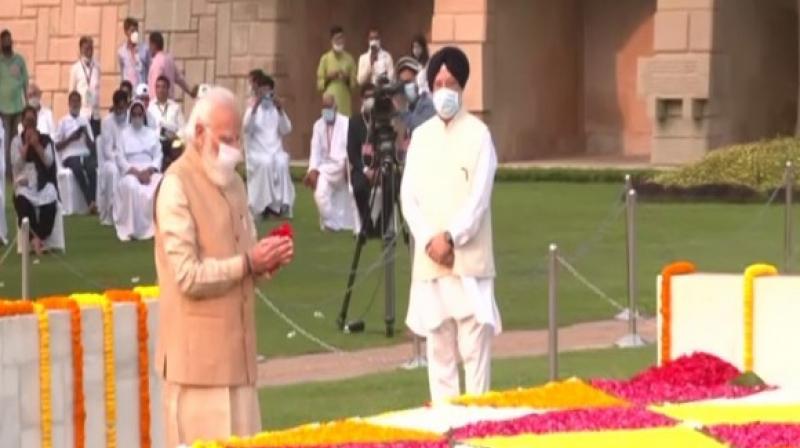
[639,0,716,164]
[430,0,492,119]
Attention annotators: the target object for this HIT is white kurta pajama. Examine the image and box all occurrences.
[401,110,501,404]
[98,113,126,225]
[243,104,295,216]
[113,126,162,241]
[309,114,355,231]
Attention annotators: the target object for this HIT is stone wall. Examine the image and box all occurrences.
[0,302,163,448]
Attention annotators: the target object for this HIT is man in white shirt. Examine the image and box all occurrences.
[68,36,101,135]
[357,28,394,86]
[303,94,352,232]
[149,75,185,171]
[401,47,501,403]
[243,73,294,218]
[55,91,97,213]
[97,90,129,226]
[24,83,55,137]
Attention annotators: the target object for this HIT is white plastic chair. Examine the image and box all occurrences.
[56,148,90,216]
[16,202,66,253]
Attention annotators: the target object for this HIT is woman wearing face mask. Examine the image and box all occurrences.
[113,100,162,241]
[10,106,58,255]
[411,34,431,94]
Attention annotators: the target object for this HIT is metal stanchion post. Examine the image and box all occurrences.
[20,218,30,300]
[548,243,559,381]
[785,161,794,273]
[616,190,647,348]
[616,177,635,321]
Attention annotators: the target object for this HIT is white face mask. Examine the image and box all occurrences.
[369,39,380,50]
[322,107,336,124]
[130,31,140,45]
[412,46,423,59]
[131,116,145,130]
[203,138,242,187]
[333,42,344,53]
[28,97,40,109]
[432,87,461,120]
[404,82,418,104]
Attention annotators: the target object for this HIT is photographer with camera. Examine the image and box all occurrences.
[401,47,501,403]
[395,57,436,134]
[357,28,395,87]
[244,72,295,219]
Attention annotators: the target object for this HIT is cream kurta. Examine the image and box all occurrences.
[401,121,501,337]
[243,104,295,216]
[155,148,262,447]
[308,113,354,231]
[400,110,501,403]
[113,125,162,241]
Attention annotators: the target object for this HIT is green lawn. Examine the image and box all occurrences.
[259,345,656,430]
[0,181,790,356]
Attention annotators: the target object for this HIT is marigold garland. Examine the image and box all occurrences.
[39,296,85,448]
[742,264,777,372]
[33,303,53,448]
[219,420,442,447]
[0,299,35,316]
[105,290,151,448]
[451,378,628,409]
[659,261,696,364]
[133,285,160,299]
[72,293,117,448]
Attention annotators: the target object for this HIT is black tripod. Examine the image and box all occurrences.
[337,151,408,337]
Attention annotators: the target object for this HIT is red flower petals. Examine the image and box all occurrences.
[591,353,766,405]
[451,407,676,439]
[709,423,800,448]
[269,223,294,239]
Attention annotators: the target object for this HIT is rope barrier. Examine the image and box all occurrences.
[256,288,341,353]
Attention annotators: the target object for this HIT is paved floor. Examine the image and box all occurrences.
[257,318,657,387]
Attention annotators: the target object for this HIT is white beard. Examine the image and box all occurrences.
[200,140,236,187]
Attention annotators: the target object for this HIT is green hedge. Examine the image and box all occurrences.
[289,165,661,184]
[650,137,800,191]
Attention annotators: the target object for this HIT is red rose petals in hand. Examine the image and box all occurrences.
[269,222,294,239]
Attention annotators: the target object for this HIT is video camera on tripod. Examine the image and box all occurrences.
[338,76,410,337]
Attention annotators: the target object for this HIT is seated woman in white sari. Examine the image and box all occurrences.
[10,106,59,255]
[113,100,162,241]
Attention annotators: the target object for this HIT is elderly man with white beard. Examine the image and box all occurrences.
[154,86,294,446]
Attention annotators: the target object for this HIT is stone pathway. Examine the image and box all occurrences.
[258,318,657,387]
